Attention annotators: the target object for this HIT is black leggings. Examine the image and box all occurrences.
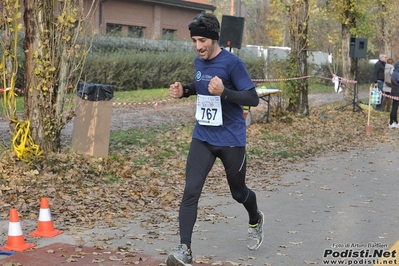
[390,99,399,124]
[179,138,259,248]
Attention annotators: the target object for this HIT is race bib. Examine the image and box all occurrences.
[195,94,223,126]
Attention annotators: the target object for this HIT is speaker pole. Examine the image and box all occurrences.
[237,0,242,16]
[353,58,361,112]
[335,57,364,114]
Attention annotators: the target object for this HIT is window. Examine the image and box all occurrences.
[106,23,122,36]
[128,26,145,38]
[162,29,176,40]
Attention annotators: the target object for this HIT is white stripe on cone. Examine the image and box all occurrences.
[38,208,52,222]
[8,221,23,236]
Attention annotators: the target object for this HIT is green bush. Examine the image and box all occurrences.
[82,50,194,90]
[243,57,266,80]
[5,35,375,91]
[82,49,267,90]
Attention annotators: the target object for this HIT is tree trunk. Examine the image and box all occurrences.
[286,0,309,116]
[22,0,88,154]
[1,6,13,89]
[381,3,392,57]
[23,0,61,152]
[1,1,19,133]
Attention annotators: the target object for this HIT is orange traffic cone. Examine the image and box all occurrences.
[1,208,36,251]
[29,197,63,238]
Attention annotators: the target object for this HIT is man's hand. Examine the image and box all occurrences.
[208,76,224,96]
[170,82,183,98]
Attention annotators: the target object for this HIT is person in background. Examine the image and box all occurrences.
[166,12,264,266]
[382,58,394,112]
[373,53,387,111]
[388,61,399,128]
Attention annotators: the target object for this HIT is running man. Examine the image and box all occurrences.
[166,12,264,266]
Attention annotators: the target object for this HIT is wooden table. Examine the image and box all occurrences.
[256,88,281,123]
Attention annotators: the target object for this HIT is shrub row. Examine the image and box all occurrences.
[4,34,375,91]
[81,49,267,90]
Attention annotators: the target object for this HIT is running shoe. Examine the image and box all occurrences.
[166,244,193,266]
[247,210,264,250]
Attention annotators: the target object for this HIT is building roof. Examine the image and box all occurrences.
[140,0,216,11]
[183,0,213,5]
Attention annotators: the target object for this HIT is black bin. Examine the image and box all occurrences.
[77,82,114,101]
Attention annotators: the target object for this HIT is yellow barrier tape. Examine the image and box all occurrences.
[1,0,42,162]
[11,120,43,161]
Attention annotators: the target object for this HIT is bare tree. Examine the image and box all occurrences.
[379,1,392,57]
[339,1,358,103]
[1,3,13,88]
[22,0,94,154]
[286,0,310,116]
[242,0,269,45]
[0,0,25,150]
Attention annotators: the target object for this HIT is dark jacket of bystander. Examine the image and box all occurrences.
[390,62,399,97]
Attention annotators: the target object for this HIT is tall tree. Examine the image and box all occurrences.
[266,0,290,46]
[23,0,93,154]
[376,0,399,58]
[308,1,340,56]
[322,0,372,102]
[380,2,391,57]
[0,0,19,90]
[286,0,310,116]
[208,0,231,19]
[240,0,269,45]
[1,0,30,156]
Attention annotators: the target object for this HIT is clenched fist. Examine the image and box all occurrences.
[170,82,183,99]
[208,76,224,96]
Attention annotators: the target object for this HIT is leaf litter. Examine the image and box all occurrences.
[0,92,395,264]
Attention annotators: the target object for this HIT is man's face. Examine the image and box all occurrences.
[381,55,387,62]
[191,36,218,60]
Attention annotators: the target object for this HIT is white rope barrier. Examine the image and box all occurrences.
[251,74,357,84]
[380,92,399,101]
[5,74,358,109]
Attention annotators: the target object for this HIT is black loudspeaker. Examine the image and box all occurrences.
[219,15,245,49]
[349,37,368,58]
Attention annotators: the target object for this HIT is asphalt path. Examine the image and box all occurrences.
[1,138,399,265]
